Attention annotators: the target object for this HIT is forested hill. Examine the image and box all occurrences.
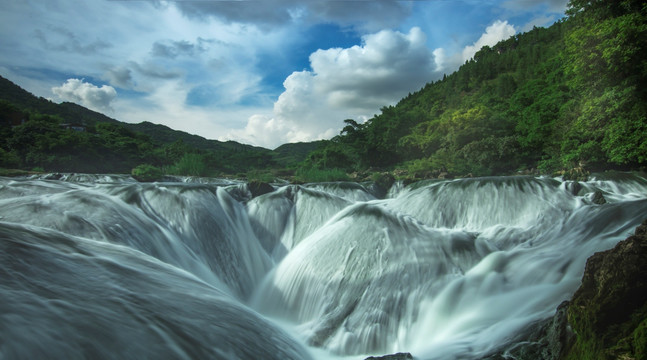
[0,75,327,176]
[300,0,646,179]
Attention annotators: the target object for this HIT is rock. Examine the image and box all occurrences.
[565,219,647,359]
[370,172,396,198]
[43,172,63,180]
[562,167,589,182]
[482,219,647,360]
[247,180,274,198]
[591,190,606,205]
[566,181,583,196]
[364,352,414,360]
[481,301,574,360]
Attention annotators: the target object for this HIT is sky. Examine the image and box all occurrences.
[0,0,568,149]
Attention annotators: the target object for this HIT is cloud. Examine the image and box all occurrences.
[52,78,117,112]
[462,20,516,62]
[520,15,557,32]
[502,0,568,13]
[104,66,134,89]
[129,61,183,80]
[173,0,410,31]
[34,26,111,55]
[228,27,437,148]
[151,38,214,59]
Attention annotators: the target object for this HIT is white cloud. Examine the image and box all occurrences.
[462,20,516,62]
[227,27,437,148]
[52,78,117,112]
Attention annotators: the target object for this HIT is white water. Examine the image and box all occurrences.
[1,173,646,359]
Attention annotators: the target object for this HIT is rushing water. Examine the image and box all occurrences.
[1,173,646,359]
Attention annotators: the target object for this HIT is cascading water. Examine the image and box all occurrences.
[1,173,646,359]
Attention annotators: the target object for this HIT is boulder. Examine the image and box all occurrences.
[364,352,414,360]
[482,219,647,360]
[248,180,274,198]
[565,219,647,359]
[591,190,607,205]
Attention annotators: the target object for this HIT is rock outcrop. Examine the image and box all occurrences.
[484,219,647,360]
[564,219,647,360]
[247,180,274,198]
[364,352,414,360]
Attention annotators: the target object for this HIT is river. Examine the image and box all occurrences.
[1,173,646,359]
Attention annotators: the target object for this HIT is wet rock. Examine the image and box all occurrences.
[364,352,414,360]
[565,219,647,359]
[43,173,64,180]
[562,167,589,182]
[248,180,274,198]
[483,301,574,360]
[591,190,606,205]
[483,219,647,360]
[566,181,583,196]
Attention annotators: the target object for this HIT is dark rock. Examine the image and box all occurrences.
[562,167,589,182]
[567,181,583,196]
[370,172,396,198]
[43,173,63,180]
[591,190,606,205]
[247,180,274,198]
[565,219,647,359]
[481,301,574,360]
[483,219,647,360]
[364,352,413,360]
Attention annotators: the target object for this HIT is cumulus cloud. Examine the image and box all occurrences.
[227,27,437,148]
[462,20,516,62]
[52,78,117,112]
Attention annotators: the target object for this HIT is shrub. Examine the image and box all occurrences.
[169,153,207,177]
[294,168,349,183]
[131,164,163,182]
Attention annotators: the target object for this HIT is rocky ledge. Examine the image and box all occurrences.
[486,219,647,360]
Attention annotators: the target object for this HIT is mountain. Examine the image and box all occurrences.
[299,1,646,179]
[0,75,319,174]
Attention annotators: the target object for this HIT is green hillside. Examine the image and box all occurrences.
[0,76,320,177]
[2,0,644,181]
[298,0,646,180]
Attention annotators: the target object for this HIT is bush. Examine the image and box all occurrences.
[294,167,349,183]
[131,164,163,182]
[169,153,207,177]
[246,169,274,183]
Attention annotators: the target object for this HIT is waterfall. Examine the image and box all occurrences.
[1,172,646,359]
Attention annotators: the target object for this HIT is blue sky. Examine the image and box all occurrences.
[0,0,568,148]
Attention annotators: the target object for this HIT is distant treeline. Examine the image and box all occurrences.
[298,0,646,179]
[0,79,321,178]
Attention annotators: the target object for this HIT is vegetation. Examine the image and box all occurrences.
[294,167,350,183]
[1,0,645,181]
[131,164,163,182]
[297,0,646,178]
[0,78,315,178]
